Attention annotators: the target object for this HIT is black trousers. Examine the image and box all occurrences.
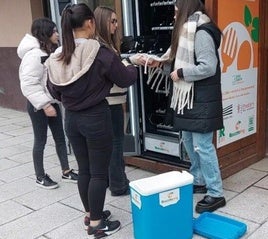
[27,101,69,178]
[109,104,129,194]
[65,101,113,220]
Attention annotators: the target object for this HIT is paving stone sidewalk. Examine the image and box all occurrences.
[0,107,267,239]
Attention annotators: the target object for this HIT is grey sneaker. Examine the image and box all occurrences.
[87,219,120,239]
[36,174,58,189]
[62,169,78,183]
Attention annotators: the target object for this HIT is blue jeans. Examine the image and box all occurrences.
[27,101,69,178]
[65,101,112,220]
[109,104,129,194]
[182,131,224,197]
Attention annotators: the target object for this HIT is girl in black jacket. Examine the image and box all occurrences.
[46,3,137,238]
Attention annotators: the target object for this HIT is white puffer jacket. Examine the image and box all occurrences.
[17,34,57,110]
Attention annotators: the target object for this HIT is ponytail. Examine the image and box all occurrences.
[59,6,75,65]
[58,3,95,65]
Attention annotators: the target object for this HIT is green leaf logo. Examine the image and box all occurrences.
[251,17,259,42]
[244,5,259,43]
[244,5,252,26]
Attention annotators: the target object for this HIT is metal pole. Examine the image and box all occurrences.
[121,0,134,36]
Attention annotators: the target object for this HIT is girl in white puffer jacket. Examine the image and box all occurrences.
[17,18,78,189]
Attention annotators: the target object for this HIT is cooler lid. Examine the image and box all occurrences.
[193,212,247,239]
[129,171,193,196]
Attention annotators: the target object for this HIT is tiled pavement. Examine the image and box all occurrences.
[0,106,267,239]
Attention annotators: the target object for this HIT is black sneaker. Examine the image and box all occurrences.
[84,210,112,230]
[36,174,58,189]
[87,219,120,239]
[62,169,78,183]
[195,195,226,213]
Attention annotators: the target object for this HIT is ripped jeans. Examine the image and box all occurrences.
[182,131,224,197]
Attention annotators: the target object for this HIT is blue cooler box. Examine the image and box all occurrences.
[129,171,194,239]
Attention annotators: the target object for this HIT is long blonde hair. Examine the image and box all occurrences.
[94,6,120,54]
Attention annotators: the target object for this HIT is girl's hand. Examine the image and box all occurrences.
[170,70,179,81]
[129,54,145,65]
[147,59,161,68]
[43,104,57,117]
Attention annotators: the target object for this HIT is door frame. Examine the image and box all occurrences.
[260,0,268,155]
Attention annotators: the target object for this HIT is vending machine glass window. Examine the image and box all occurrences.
[121,0,190,168]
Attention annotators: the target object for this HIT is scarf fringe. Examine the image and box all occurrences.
[147,65,171,96]
[171,80,194,114]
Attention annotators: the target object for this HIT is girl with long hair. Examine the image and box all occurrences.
[94,6,130,197]
[17,18,78,190]
[45,3,138,238]
[148,0,226,213]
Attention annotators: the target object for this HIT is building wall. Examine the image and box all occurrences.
[0,0,32,47]
[0,0,120,111]
[0,0,43,111]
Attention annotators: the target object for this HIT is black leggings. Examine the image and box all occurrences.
[65,101,112,220]
[27,101,69,178]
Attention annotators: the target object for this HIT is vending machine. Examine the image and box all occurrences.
[48,0,190,168]
[121,0,190,168]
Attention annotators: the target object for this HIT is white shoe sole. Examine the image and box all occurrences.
[62,178,78,183]
[105,224,121,236]
[36,183,59,189]
[88,225,121,238]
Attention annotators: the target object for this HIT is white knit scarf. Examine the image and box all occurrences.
[170,11,210,114]
[144,12,211,114]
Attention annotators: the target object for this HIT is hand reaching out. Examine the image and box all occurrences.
[146,59,161,68]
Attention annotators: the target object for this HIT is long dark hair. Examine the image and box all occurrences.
[31,18,58,54]
[59,3,95,65]
[94,6,120,54]
[170,0,207,60]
